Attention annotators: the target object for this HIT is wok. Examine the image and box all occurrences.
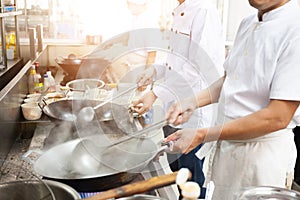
[26,134,168,192]
[42,99,134,124]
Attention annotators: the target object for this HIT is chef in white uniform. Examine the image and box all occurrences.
[164,0,300,199]
[101,0,158,83]
[132,0,225,198]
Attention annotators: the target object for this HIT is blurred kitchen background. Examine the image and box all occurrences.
[9,0,268,44]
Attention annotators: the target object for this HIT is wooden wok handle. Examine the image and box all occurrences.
[84,171,189,200]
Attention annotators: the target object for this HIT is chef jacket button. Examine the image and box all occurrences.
[168,66,172,70]
[175,30,178,34]
[166,63,168,67]
[167,46,170,50]
[171,28,173,32]
[244,50,248,56]
[172,12,174,16]
[181,12,184,16]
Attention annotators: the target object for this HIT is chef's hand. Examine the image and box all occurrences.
[131,90,157,115]
[166,97,198,126]
[136,65,156,89]
[163,128,205,154]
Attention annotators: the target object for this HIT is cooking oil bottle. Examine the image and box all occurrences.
[28,65,38,93]
[6,31,16,59]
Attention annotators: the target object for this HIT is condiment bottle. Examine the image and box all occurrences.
[34,61,43,93]
[43,73,50,92]
[28,65,42,93]
[28,65,36,94]
[46,71,56,92]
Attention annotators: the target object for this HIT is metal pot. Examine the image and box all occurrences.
[235,186,300,199]
[43,180,81,200]
[0,179,80,200]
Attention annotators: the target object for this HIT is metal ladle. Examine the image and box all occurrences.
[77,85,138,122]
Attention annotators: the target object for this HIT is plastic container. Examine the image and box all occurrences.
[43,73,50,92]
[46,71,56,92]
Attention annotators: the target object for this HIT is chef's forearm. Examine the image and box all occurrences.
[203,99,300,141]
[195,76,225,108]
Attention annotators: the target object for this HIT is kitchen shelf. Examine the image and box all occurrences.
[0,0,22,70]
[0,10,22,18]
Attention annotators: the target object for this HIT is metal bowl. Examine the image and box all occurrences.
[66,79,105,92]
[236,186,300,200]
[0,179,80,200]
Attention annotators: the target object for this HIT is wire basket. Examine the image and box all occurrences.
[66,78,105,92]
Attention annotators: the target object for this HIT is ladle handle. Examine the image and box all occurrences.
[93,85,137,110]
[83,171,184,200]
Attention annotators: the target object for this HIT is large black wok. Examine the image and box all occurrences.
[29,134,167,192]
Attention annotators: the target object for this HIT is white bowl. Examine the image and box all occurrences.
[27,93,41,98]
[24,98,38,103]
[21,103,42,120]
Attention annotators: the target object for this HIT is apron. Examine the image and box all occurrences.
[205,128,297,200]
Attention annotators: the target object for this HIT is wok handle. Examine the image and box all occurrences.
[84,171,189,200]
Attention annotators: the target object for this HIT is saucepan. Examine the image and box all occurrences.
[23,134,170,192]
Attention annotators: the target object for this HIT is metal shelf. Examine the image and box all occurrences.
[0,10,22,18]
[0,1,22,70]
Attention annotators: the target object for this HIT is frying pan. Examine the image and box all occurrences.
[25,134,168,192]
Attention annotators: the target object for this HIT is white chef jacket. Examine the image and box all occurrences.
[153,0,225,128]
[118,7,160,83]
[207,1,300,199]
[127,8,159,65]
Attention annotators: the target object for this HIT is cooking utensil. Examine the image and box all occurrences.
[0,179,81,200]
[85,170,191,200]
[116,194,166,200]
[71,119,168,172]
[66,79,105,92]
[0,180,54,200]
[235,186,300,200]
[42,99,128,122]
[24,132,166,192]
[77,84,137,122]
